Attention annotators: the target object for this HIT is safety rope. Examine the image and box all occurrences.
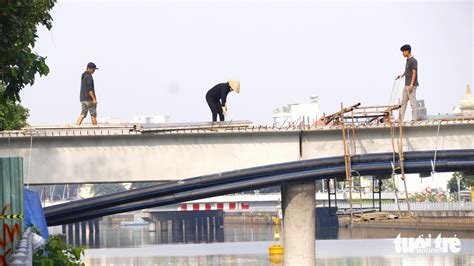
[27,126,33,188]
[389,78,401,105]
[389,117,402,216]
[340,105,354,224]
[348,111,363,212]
[397,112,413,218]
[431,120,442,178]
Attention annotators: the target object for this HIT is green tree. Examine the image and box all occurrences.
[0,87,29,130]
[33,234,84,266]
[0,0,56,101]
[447,172,470,193]
[381,178,395,192]
[91,183,126,196]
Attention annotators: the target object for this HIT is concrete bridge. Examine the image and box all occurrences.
[3,120,474,265]
[1,120,473,185]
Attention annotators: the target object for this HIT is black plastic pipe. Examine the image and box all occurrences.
[44,149,474,221]
[46,156,474,226]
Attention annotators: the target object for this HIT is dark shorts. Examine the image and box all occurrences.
[80,101,97,117]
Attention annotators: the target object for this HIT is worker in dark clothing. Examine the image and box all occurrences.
[76,62,99,125]
[205,80,240,122]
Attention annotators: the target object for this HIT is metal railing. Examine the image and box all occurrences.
[337,201,474,211]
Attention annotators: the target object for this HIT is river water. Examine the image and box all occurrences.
[80,223,474,265]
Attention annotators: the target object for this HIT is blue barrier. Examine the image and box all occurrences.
[24,189,49,240]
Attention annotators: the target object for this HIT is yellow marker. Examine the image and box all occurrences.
[471,186,474,202]
[269,217,284,260]
[0,214,24,219]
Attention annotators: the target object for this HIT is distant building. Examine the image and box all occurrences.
[454,84,474,116]
[272,96,322,127]
[131,115,170,125]
[420,84,474,120]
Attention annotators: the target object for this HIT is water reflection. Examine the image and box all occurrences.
[86,223,273,249]
[87,255,269,266]
[71,223,474,249]
[84,246,474,266]
[79,224,474,266]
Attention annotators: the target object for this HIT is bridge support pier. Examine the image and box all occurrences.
[81,221,87,246]
[160,219,168,231]
[282,181,316,266]
[74,222,80,246]
[88,220,95,247]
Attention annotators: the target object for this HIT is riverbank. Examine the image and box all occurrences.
[339,214,474,231]
[224,211,474,231]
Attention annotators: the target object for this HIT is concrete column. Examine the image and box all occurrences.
[160,220,168,231]
[172,219,183,243]
[211,216,216,242]
[206,216,211,242]
[148,221,156,232]
[88,220,94,247]
[93,219,100,248]
[74,222,80,246]
[67,224,73,245]
[81,222,87,246]
[197,216,203,241]
[194,217,199,242]
[167,220,173,243]
[185,217,196,243]
[282,181,316,266]
[182,219,187,243]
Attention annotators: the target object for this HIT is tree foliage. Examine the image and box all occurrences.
[33,235,85,266]
[0,85,29,130]
[0,0,56,101]
[447,172,473,193]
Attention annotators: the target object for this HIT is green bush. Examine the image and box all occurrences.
[33,235,84,266]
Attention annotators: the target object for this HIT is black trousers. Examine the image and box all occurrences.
[206,95,224,122]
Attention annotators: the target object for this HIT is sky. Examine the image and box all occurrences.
[21,0,474,125]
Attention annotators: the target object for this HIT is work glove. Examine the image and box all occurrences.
[222,106,228,116]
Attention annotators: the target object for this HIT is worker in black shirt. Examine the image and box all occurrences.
[205,80,240,122]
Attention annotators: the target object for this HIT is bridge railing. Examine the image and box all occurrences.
[337,201,474,211]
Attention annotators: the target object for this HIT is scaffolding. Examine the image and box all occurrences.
[321,103,413,222]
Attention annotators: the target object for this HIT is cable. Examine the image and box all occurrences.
[26,126,33,188]
[389,120,401,216]
[8,133,11,159]
[431,120,442,178]
[389,78,401,105]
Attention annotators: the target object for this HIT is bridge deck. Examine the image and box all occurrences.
[1,119,473,138]
[1,119,473,184]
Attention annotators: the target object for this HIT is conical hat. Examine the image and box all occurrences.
[228,80,240,94]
